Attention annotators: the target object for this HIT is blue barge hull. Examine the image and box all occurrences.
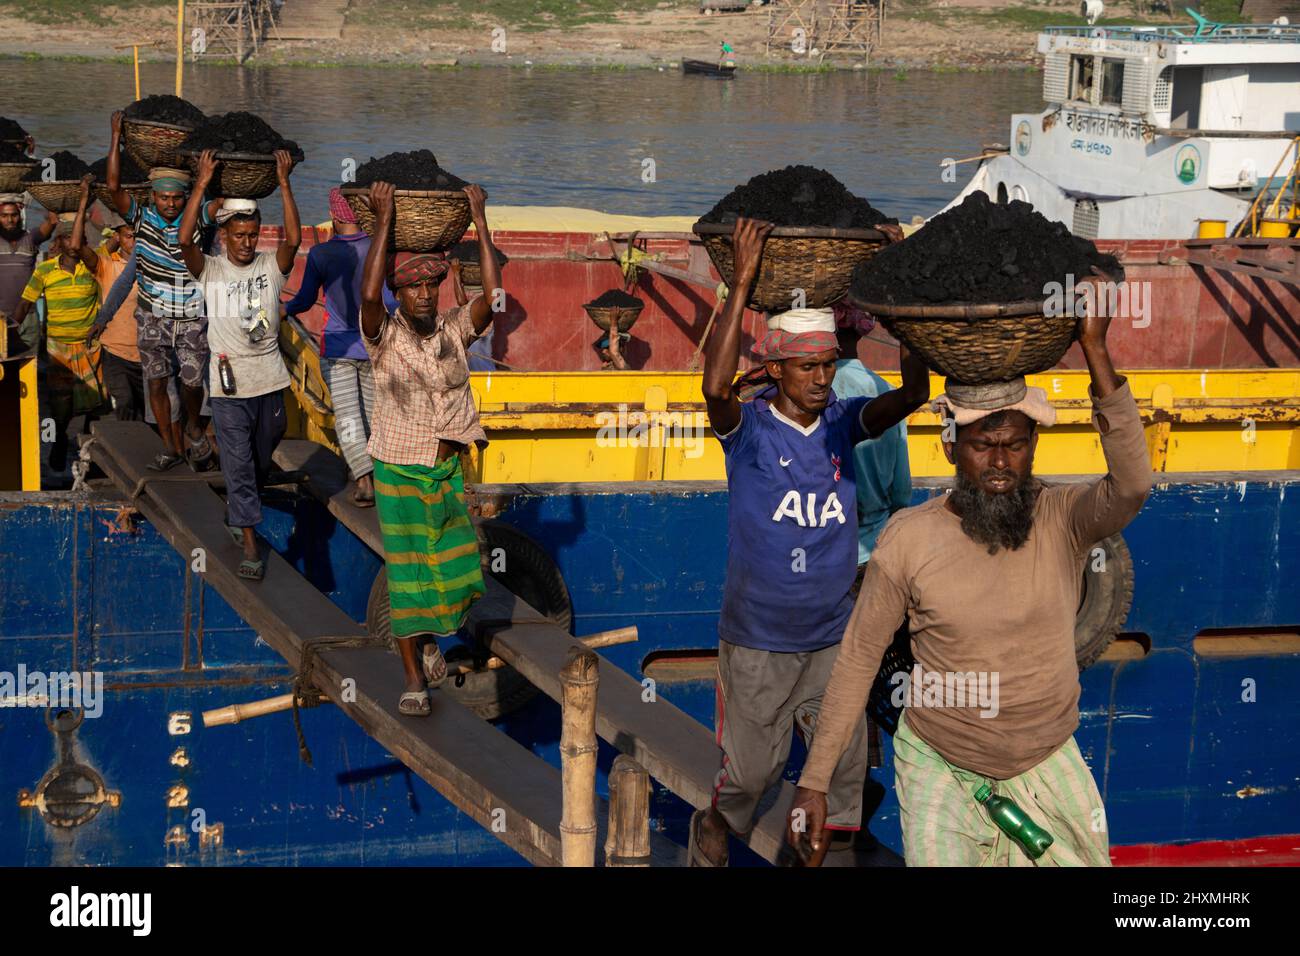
[1,474,1298,866]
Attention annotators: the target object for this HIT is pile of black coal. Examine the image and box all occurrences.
[585,289,644,309]
[448,240,508,267]
[180,112,303,157]
[22,150,92,182]
[0,117,29,141]
[849,192,1123,306]
[90,153,148,183]
[123,95,207,127]
[350,150,468,190]
[0,140,34,164]
[698,165,895,229]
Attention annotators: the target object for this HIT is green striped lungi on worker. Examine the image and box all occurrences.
[373,457,485,638]
[893,713,1111,867]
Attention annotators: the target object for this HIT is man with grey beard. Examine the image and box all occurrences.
[786,306,1152,866]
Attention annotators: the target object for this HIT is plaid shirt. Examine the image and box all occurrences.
[363,300,486,466]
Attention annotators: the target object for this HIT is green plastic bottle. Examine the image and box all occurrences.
[974,783,1054,860]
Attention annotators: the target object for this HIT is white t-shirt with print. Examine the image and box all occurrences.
[201,251,291,399]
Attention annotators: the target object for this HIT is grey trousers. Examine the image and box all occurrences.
[210,391,287,528]
[712,638,870,833]
[322,356,375,480]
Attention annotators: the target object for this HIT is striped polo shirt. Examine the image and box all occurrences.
[21,257,100,342]
[128,198,212,319]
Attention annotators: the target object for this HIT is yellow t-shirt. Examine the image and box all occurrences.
[21,257,100,342]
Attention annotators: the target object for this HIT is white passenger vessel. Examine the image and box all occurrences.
[953,17,1300,238]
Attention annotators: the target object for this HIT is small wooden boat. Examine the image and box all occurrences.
[681,58,735,78]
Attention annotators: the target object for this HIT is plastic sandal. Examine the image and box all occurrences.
[422,641,448,689]
[147,452,185,472]
[398,690,431,716]
[185,432,214,469]
[237,558,264,581]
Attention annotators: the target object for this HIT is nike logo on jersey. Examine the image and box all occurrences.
[771,490,846,527]
[779,456,792,467]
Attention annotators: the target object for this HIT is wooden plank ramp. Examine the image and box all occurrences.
[88,421,671,867]
[273,0,351,41]
[274,437,803,865]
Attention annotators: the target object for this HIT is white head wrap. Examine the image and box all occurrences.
[765,307,836,333]
[755,307,838,361]
[215,198,258,225]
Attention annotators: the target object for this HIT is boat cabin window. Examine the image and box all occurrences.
[1070,55,1095,103]
[1068,55,1125,107]
[1100,59,1125,107]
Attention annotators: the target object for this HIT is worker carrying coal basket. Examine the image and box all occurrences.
[358,180,505,718]
[692,216,930,867]
[786,300,1153,866]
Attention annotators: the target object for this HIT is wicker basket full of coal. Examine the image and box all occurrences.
[341,187,472,253]
[23,180,85,215]
[849,294,1079,386]
[178,149,303,200]
[694,223,888,313]
[121,119,196,172]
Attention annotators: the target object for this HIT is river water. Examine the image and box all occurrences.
[7,60,1041,224]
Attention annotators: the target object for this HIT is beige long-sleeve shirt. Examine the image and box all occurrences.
[800,380,1153,786]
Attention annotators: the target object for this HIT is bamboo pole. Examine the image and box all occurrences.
[604,755,652,867]
[559,647,599,867]
[113,42,157,101]
[452,625,638,678]
[199,626,638,726]
[686,293,725,373]
[202,693,319,727]
[176,0,185,97]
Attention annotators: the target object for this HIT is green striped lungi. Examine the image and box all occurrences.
[373,457,485,639]
[893,712,1111,867]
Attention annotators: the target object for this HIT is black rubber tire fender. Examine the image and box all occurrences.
[1074,532,1135,670]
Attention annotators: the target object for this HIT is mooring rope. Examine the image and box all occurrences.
[291,634,386,767]
[70,436,97,493]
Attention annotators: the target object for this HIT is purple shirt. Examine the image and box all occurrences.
[284,232,396,360]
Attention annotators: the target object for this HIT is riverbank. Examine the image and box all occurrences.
[0,0,1198,72]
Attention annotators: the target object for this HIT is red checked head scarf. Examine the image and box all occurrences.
[388,252,449,289]
[753,307,838,362]
[328,187,357,224]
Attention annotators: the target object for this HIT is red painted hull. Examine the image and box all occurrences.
[270,228,1300,372]
[1113,833,1300,867]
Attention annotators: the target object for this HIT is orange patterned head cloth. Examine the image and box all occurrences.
[388,252,448,289]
